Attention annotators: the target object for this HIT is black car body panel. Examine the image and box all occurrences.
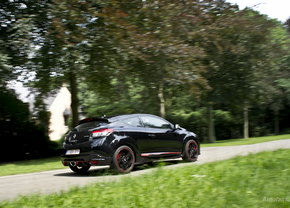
[61,114,200,170]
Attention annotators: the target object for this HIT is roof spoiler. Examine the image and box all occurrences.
[78,117,109,125]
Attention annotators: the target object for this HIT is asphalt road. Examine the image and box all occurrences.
[1,139,290,201]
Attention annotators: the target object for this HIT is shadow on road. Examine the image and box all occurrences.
[53,159,183,177]
[53,166,111,177]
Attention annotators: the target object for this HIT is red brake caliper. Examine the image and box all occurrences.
[117,153,121,160]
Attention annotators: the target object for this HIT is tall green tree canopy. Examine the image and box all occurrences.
[4,0,290,141]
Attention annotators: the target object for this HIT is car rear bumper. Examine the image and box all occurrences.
[61,150,112,166]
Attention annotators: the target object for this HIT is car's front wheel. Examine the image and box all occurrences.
[111,145,135,173]
[182,139,199,162]
[69,163,91,173]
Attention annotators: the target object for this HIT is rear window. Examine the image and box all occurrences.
[73,121,108,132]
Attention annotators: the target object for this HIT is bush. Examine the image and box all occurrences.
[167,108,208,142]
[167,108,242,142]
[0,87,61,162]
[214,110,242,140]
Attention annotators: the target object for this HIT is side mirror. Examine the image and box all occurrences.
[174,124,180,130]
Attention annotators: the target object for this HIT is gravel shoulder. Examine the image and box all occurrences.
[1,139,289,201]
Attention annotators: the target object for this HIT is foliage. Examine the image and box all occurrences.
[277,78,290,104]
[2,149,290,207]
[1,0,290,143]
[26,0,140,126]
[0,87,60,162]
[167,108,242,142]
[190,7,278,108]
[78,80,159,118]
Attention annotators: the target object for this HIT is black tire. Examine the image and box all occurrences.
[182,139,199,162]
[111,145,135,173]
[69,163,91,173]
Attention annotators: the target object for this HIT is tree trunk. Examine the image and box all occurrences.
[275,110,279,135]
[69,70,79,128]
[158,83,166,119]
[243,107,249,139]
[207,102,216,143]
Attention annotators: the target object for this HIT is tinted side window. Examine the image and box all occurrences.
[140,116,172,129]
[123,117,143,127]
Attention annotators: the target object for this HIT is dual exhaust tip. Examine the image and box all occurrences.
[62,160,98,166]
[62,161,84,167]
[70,161,77,167]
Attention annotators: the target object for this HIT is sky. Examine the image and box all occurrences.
[226,0,290,23]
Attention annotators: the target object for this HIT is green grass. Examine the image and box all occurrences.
[0,157,67,177]
[201,134,290,147]
[1,149,290,207]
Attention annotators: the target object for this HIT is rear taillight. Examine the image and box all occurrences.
[91,129,113,138]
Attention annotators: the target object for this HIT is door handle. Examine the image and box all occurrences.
[148,134,155,138]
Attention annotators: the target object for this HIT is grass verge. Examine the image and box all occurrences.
[1,149,290,207]
[0,157,67,177]
[201,134,290,147]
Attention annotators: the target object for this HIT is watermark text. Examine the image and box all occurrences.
[263,197,289,202]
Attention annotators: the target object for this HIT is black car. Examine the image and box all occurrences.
[61,114,200,173]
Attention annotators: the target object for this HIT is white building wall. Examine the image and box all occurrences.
[48,87,71,141]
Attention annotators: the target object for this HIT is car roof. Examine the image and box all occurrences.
[78,114,159,125]
[107,114,157,122]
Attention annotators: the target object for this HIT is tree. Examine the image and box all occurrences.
[26,0,137,127]
[0,0,34,86]
[259,20,290,135]
[6,0,290,141]
[118,0,209,118]
[187,5,278,140]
